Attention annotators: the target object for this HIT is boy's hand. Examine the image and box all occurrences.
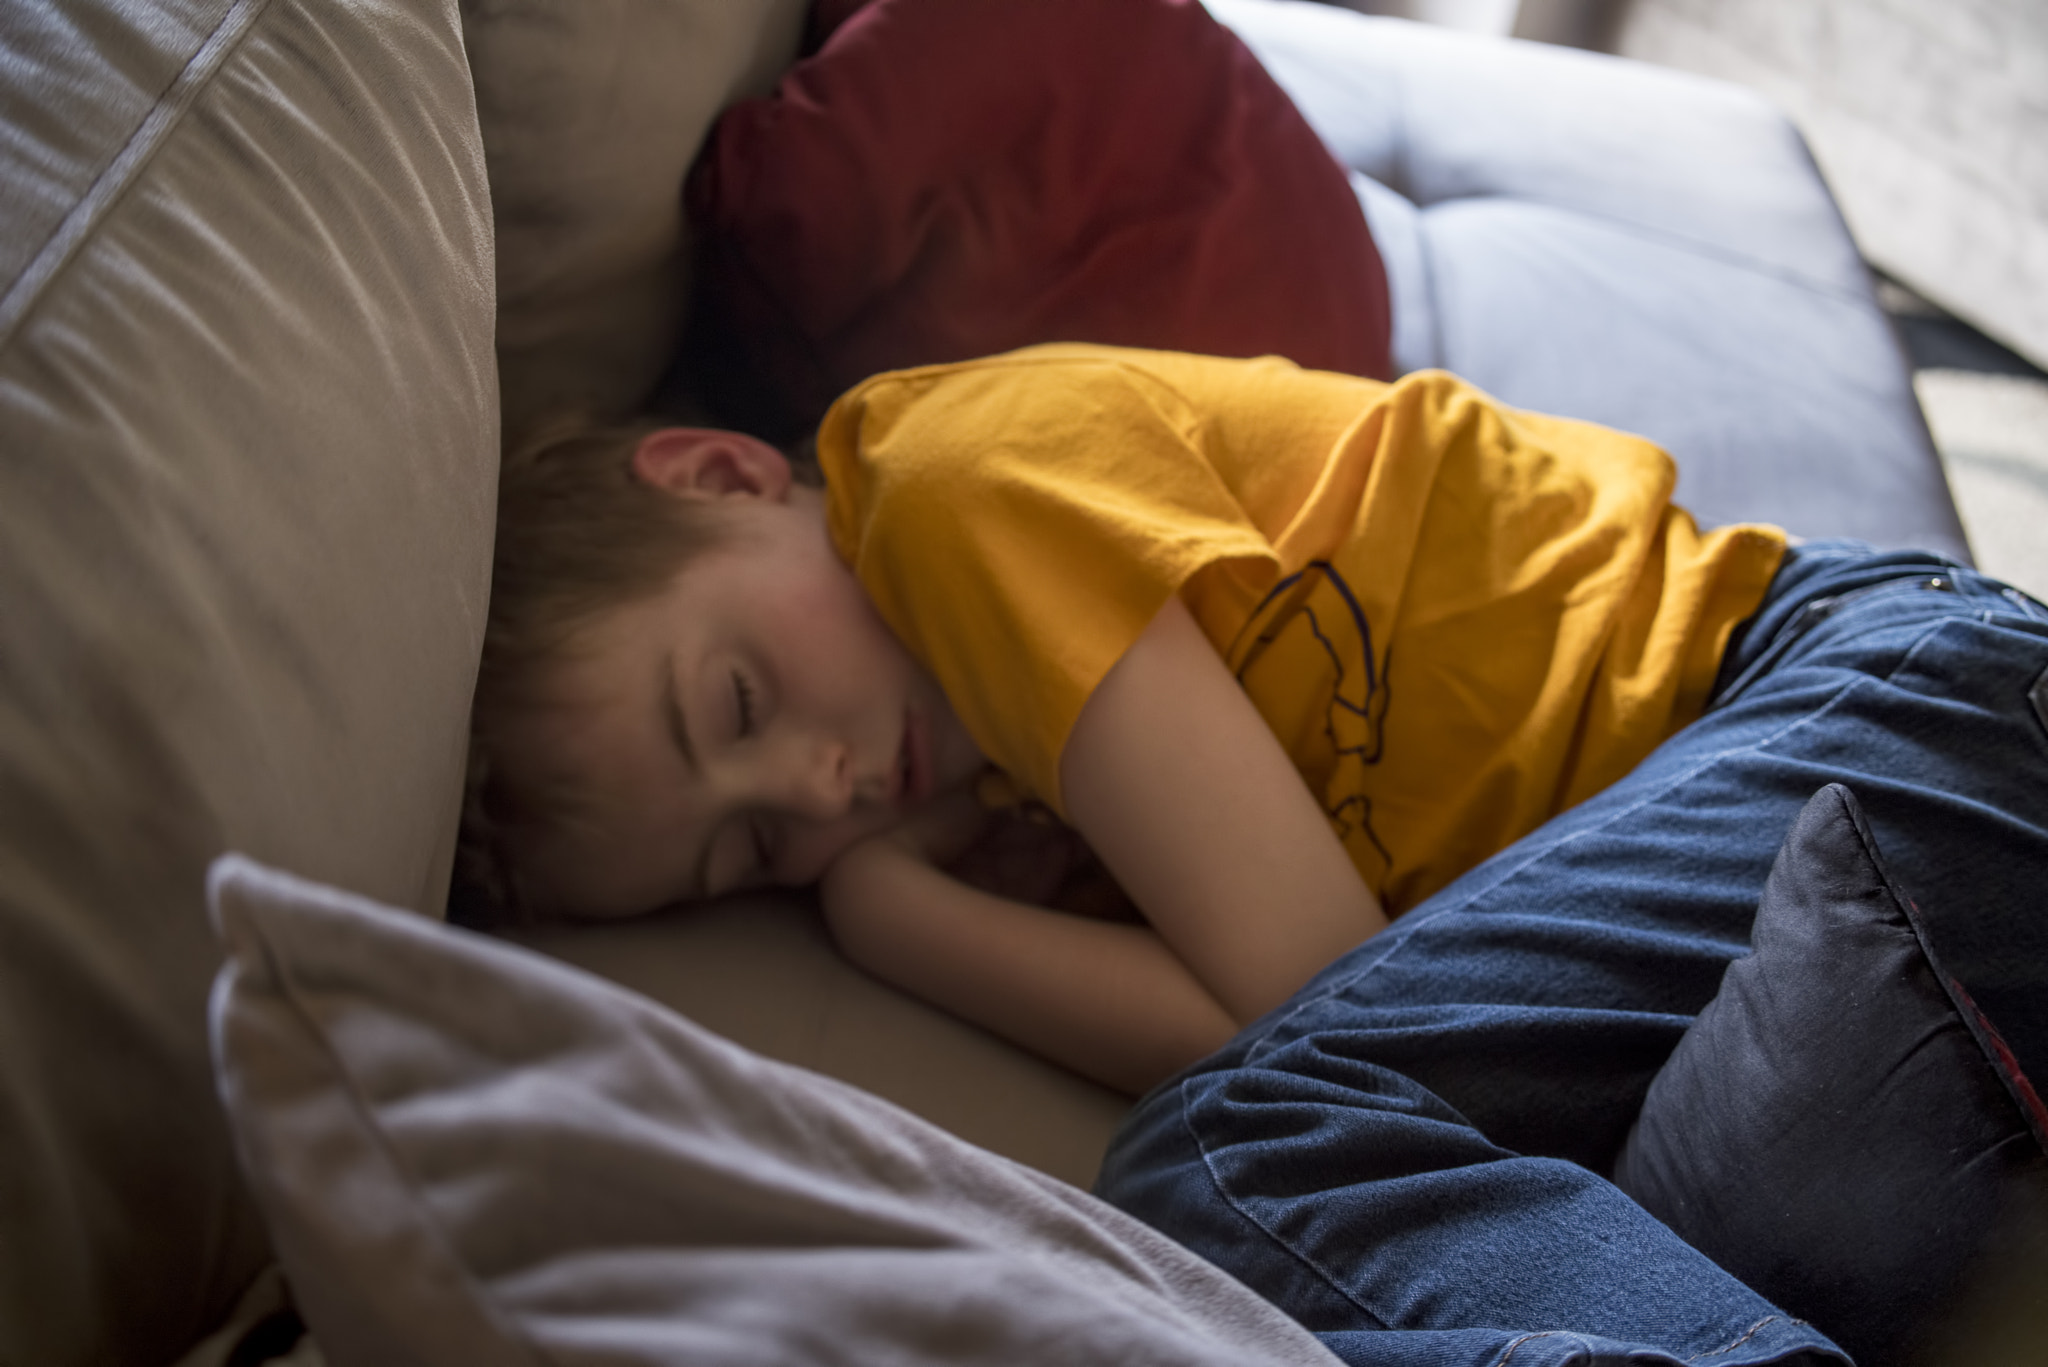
[820,783,990,942]
[814,792,1235,1094]
[826,778,1134,920]
[868,782,992,868]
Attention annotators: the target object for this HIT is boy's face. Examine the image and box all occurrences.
[501,431,987,919]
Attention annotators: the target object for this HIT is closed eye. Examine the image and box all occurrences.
[733,669,756,738]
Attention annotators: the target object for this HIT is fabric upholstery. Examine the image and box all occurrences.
[505,893,1133,1191]
[206,854,1342,1367]
[684,0,1391,442]
[1211,0,1968,561]
[0,0,497,1361]
[1615,783,2048,1365]
[464,0,809,444]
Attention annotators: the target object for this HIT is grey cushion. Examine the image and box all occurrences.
[207,854,1342,1367]
[1213,0,1968,560]
[0,0,497,1361]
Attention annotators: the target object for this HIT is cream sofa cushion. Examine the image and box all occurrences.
[465,0,809,442]
[0,0,496,1362]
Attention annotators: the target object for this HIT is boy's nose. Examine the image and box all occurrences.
[786,734,854,818]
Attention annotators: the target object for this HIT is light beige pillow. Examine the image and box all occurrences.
[0,0,496,1362]
[465,0,810,443]
[506,894,1135,1191]
[208,853,1341,1367]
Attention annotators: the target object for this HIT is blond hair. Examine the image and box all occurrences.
[455,415,733,925]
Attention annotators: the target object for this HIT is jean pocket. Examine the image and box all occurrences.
[2000,584,2048,622]
[1714,573,1961,707]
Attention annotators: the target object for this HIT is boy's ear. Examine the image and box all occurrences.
[631,428,792,502]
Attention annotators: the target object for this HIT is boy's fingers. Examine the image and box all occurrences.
[947,807,1095,907]
[891,781,992,864]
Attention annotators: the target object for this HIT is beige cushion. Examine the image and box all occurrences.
[0,0,497,1362]
[209,854,1339,1367]
[508,894,1134,1191]
[465,0,810,442]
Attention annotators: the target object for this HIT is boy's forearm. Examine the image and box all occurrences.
[820,842,1239,1094]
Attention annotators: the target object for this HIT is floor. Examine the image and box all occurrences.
[1880,278,2048,602]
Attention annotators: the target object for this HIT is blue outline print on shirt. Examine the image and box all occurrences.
[1236,560,1392,874]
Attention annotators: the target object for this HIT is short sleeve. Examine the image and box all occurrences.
[819,348,1277,814]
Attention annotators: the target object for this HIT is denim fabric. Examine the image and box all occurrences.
[1094,542,2048,1367]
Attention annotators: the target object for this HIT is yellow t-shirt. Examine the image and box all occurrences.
[819,344,1785,914]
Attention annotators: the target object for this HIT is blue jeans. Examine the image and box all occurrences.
[1093,542,2048,1367]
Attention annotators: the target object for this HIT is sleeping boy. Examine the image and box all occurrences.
[460,342,1785,1093]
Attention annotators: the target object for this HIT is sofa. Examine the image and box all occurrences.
[0,0,1974,1364]
[514,0,1975,1186]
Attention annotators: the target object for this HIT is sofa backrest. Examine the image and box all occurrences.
[0,0,496,1359]
[465,0,811,445]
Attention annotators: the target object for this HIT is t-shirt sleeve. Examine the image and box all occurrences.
[817,350,1276,815]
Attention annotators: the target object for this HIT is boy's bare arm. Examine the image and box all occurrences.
[821,839,1239,1094]
[1062,593,1388,1024]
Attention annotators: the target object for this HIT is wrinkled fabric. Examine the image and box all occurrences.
[821,344,1784,911]
[1615,782,2048,1367]
[1097,543,2048,1366]
[207,856,1343,1367]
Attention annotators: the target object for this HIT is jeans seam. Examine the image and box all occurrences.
[1684,1315,1802,1361]
[1427,1311,1801,1364]
[1716,572,1962,709]
[1253,689,1839,1044]
[1180,605,1987,1359]
[1178,1075,1396,1332]
[1245,607,1971,1069]
[1491,1329,1560,1367]
[2005,586,2048,621]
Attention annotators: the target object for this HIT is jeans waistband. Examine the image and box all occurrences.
[1711,539,2046,705]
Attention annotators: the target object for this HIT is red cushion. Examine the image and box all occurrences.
[685,0,1392,440]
